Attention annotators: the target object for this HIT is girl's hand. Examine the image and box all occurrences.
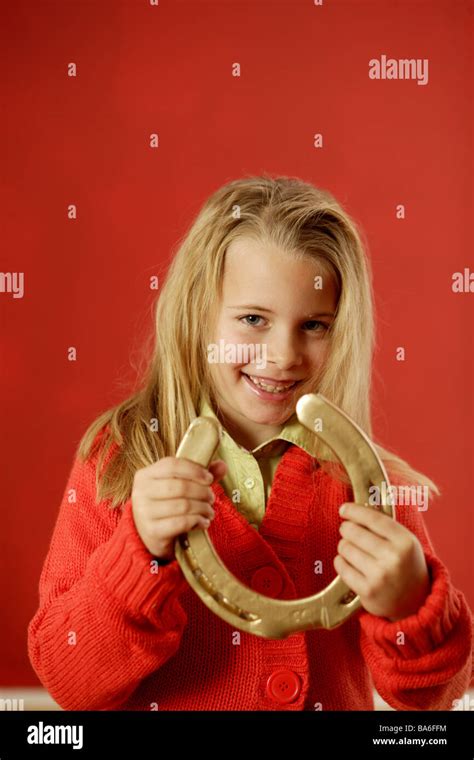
[334,502,432,622]
[131,457,228,561]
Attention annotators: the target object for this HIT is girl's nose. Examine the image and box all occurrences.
[269,332,303,370]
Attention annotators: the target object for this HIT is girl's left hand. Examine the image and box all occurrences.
[334,502,432,622]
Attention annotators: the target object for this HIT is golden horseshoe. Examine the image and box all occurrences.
[174,393,395,639]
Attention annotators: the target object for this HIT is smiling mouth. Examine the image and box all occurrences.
[241,372,301,393]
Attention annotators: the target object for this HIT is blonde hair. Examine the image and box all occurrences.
[77,173,439,508]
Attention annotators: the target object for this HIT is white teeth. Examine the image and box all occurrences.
[245,374,295,393]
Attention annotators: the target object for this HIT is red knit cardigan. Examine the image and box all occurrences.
[28,431,473,711]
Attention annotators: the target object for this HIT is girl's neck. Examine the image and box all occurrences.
[214,407,283,451]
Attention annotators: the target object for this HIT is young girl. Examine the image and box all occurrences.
[28,175,472,711]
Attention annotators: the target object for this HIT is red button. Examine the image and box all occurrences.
[266,670,302,704]
[250,566,283,598]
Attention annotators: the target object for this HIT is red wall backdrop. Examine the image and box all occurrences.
[1,0,472,686]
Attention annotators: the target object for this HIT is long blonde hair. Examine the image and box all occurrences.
[77,173,439,508]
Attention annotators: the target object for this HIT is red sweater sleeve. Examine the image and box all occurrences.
[27,445,189,710]
[357,478,473,711]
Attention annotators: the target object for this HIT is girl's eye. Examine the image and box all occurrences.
[240,314,264,326]
[303,320,329,332]
[239,315,330,332]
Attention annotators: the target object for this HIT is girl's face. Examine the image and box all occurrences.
[207,237,338,450]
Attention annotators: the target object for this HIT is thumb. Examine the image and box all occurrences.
[208,459,228,481]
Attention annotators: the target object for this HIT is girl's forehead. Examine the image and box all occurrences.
[221,240,337,293]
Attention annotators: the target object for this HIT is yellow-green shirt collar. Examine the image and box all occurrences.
[198,396,319,458]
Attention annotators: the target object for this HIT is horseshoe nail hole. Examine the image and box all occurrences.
[340,591,357,605]
[241,611,260,622]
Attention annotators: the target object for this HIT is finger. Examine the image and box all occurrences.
[339,520,389,560]
[337,538,378,578]
[142,478,215,504]
[339,502,397,540]
[208,459,228,480]
[146,457,213,485]
[155,512,214,538]
[150,498,216,521]
[333,554,366,596]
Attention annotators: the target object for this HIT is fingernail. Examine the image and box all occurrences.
[205,472,213,483]
[339,504,346,516]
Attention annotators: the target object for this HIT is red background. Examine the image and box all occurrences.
[1,0,472,686]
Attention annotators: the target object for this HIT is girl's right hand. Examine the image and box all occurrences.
[131,456,228,561]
